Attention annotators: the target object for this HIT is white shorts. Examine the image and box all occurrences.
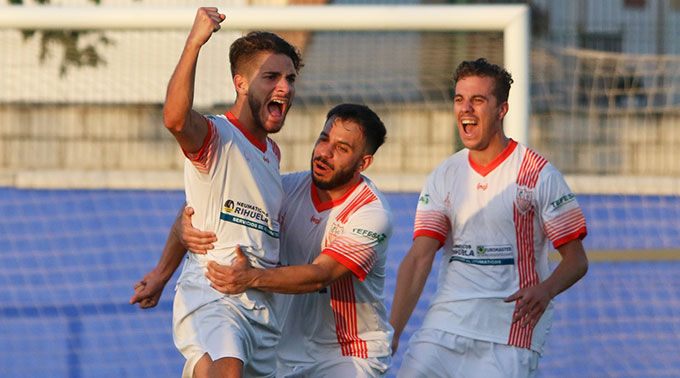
[397,328,539,378]
[277,355,390,378]
[173,282,280,378]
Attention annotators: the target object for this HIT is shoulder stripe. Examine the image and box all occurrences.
[336,186,378,224]
[268,137,281,163]
[185,117,219,174]
[516,148,548,188]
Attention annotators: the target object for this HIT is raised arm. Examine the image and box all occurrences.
[388,236,441,355]
[163,7,225,153]
[206,246,352,295]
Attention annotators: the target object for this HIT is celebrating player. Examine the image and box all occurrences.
[133,104,393,377]
[389,58,589,378]
[130,7,302,378]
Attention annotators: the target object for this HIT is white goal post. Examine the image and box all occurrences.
[0,4,530,144]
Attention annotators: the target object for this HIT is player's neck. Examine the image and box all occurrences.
[314,175,363,203]
[229,101,267,145]
[468,134,510,167]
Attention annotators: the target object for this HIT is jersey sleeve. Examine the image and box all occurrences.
[182,116,222,175]
[321,203,392,281]
[413,170,451,247]
[537,166,588,248]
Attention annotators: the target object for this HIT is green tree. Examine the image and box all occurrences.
[10,0,113,77]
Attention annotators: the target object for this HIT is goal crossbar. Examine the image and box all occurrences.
[0,4,529,144]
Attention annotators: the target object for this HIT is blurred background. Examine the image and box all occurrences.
[1,0,679,377]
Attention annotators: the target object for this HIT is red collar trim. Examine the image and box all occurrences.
[469,139,518,177]
[310,176,364,213]
[226,111,267,153]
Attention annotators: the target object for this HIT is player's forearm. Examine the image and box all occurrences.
[389,250,433,337]
[154,208,188,282]
[250,264,334,294]
[543,240,588,299]
[163,42,200,131]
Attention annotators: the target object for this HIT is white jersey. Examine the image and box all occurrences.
[276,172,394,366]
[177,111,283,312]
[414,140,587,354]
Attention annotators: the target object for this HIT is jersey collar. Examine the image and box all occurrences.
[226,111,267,153]
[469,139,518,177]
[310,175,364,213]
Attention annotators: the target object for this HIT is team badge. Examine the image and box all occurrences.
[515,186,533,214]
[325,221,344,246]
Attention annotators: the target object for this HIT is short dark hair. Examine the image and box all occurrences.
[326,104,386,155]
[453,58,514,103]
[229,31,303,78]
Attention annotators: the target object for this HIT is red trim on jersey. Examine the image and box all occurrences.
[336,186,378,224]
[330,275,368,358]
[183,117,218,174]
[553,227,587,249]
[413,210,450,246]
[225,111,267,153]
[509,206,539,350]
[323,248,369,281]
[322,234,377,281]
[545,207,588,248]
[469,139,518,177]
[311,177,364,213]
[268,137,281,162]
[508,146,548,350]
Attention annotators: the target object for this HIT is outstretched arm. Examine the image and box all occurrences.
[130,205,188,308]
[504,239,588,328]
[206,246,352,295]
[388,236,441,355]
[164,7,225,153]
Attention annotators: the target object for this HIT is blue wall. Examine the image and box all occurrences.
[1,188,679,377]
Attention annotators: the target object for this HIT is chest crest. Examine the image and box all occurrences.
[514,186,534,214]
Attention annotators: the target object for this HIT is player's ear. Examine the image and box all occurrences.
[497,101,509,121]
[234,74,249,96]
[357,154,373,173]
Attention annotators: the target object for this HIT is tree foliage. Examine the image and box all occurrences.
[10,0,114,77]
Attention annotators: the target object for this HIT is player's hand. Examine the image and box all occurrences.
[391,333,400,356]
[205,245,254,294]
[181,206,217,254]
[129,268,168,309]
[186,7,226,49]
[504,283,552,328]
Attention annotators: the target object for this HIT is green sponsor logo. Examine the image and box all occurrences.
[551,193,575,209]
[352,228,387,243]
[419,194,430,205]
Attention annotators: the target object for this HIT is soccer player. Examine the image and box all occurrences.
[389,58,589,378]
[134,104,394,378]
[132,7,302,378]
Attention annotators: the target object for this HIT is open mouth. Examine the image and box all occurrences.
[460,119,477,135]
[267,98,287,119]
[313,157,332,174]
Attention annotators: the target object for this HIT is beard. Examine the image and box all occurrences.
[248,93,286,134]
[311,156,360,190]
